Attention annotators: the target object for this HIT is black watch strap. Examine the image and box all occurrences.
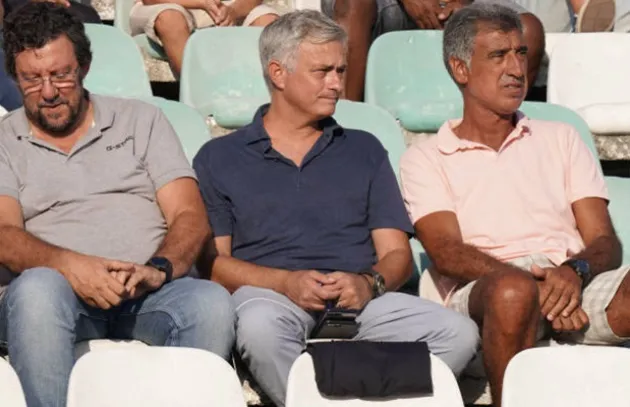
[146,257,173,283]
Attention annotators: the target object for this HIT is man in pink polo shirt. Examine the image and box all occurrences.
[400,2,630,406]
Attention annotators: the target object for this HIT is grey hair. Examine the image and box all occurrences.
[259,10,347,90]
[443,2,522,82]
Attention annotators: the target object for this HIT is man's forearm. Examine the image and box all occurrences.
[572,235,622,278]
[228,0,261,20]
[372,248,414,291]
[141,0,204,8]
[209,255,290,294]
[153,211,210,279]
[430,240,522,283]
[0,225,72,273]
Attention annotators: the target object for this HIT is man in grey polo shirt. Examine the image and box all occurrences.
[0,4,235,407]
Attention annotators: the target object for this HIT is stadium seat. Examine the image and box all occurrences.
[84,24,153,98]
[502,346,630,407]
[145,97,212,162]
[67,347,247,407]
[293,0,322,10]
[547,33,630,135]
[364,30,461,133]
[180,26,268,128]
[285,352,464,407]
[114,0,169,60]
[74,339,147,360]
[0,358,27,407]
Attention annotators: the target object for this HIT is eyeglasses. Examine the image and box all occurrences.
[19,68,80,94]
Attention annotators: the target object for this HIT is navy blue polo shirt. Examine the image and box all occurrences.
[193,105,413,273]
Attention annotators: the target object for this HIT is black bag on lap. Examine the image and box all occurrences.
[306,341,433,398]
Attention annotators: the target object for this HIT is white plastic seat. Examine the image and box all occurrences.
[285,352,464,407]
[74,338,147,360]
[547,33,630,134]
[67,347,247,407]
[0,358,27,407]
[502,346,630,407]
[293,0,322,10]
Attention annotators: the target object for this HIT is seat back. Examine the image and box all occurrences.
[293,0,322,10]
[0,359,27,407]
[84,24,152,98]
[502,346,630,407]
[180,27,268,128]
[67,347,247,407]
[365,30,461,133]
[286,353,464,407]
[114,0,135,34]
[547,33,630,110]
[145,97,211,162]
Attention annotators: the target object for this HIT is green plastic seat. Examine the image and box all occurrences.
[142,97,211,163]
[84,24,153,98]
[180,27,269,128]
[114,0,168,60]
[365,30,462,133]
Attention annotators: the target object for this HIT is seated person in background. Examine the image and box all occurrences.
[3,0,102,22]
[130,0,280,76]
[400,3,630,406]
[194,10,479,407]
[0,4,235,406]
[322,0,544,101]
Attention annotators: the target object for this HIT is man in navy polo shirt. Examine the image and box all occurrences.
[193,10,479,407]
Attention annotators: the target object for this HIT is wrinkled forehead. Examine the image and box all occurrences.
[15,35,78,75]
[473,27,524,55]
[294,40,347,67]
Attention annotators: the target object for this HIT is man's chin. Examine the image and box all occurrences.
[38,118,74,135]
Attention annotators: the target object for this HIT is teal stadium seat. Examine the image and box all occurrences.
[84,24,153,98]
[365,30,461,133]
[143,97,211,163]
[114,0,168,60]
[180,27,269,127]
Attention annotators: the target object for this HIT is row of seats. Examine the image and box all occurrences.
[2,343,630,406]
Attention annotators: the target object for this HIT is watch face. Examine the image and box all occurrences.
[149,257,172,272]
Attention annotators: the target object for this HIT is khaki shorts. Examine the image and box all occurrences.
[129,1,280,45]
[448,254,630,346]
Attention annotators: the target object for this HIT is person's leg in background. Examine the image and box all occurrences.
[0,47,22,111]
[519,12,546,101]
[67,1,102,23]
[0,267,110,407]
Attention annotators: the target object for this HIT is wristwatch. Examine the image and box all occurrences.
[146,257,174,284]
[561,258,592,288]
[359,269,386,298]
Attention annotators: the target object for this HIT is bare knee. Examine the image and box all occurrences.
[334,0,377,23]
[249,13,279,27]
[483,271,540,333]
[154,9,190,35]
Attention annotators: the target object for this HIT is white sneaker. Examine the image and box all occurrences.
[576,0,616,32]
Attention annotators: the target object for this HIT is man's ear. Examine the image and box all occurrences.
[448,56,469,87]
[80,62,91,80]
[268,60,286,90]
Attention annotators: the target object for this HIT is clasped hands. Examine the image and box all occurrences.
[402,0,468,29]
[282,270,374,311]
[531,264,589,332]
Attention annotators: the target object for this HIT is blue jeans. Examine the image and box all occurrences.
[0,267,236,407]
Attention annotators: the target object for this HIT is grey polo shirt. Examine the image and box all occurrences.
[0,94,196,292]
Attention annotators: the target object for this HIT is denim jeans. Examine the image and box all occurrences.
[0,267,236,407]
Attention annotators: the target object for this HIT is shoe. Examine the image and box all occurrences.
[576,0,616,32]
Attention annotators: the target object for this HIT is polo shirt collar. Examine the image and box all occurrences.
[244,104,344,150]
[10,91,115,140]
[436,111,531,155]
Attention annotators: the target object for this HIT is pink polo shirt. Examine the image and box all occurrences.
[400,112,608,303]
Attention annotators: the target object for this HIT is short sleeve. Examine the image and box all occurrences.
[144,107,197,190]
[367,153,414,234]
[565,126,608,203]
[0,147,19,200]
[193,149,234,237]
[399,142,455,225]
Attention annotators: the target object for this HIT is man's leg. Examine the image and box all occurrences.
[354,292,479,376]
[519,13,545,95]
[323,0,377,101]
[463,270,540,407]
[111,277,235,359]
[0,267,109,407]
[232,286,315,407]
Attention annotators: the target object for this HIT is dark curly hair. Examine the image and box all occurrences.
[3,2,92,79]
